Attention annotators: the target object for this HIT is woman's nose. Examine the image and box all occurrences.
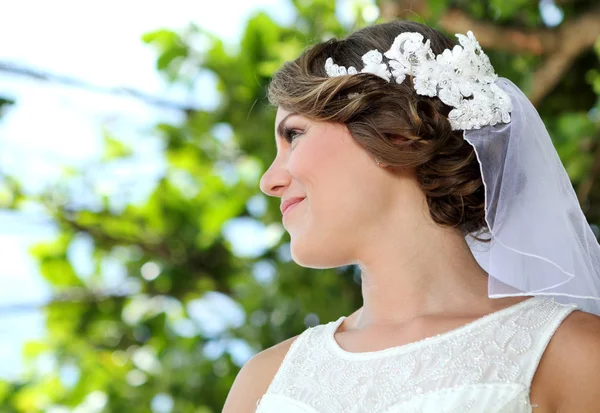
[259,161,291,198]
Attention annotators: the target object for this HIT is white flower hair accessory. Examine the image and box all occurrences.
[324,30,512,131]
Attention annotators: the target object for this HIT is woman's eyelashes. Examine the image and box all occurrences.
[282,126,303,143]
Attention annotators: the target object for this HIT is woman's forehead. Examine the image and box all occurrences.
[275,107,296,123]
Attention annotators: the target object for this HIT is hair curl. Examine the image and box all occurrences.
[267,20,490,242]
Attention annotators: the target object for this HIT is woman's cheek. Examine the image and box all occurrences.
[287,141,315,177]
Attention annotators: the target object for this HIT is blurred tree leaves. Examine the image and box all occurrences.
[0,1,599,412]
[0,96,14,115]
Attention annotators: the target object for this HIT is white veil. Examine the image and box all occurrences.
[465,77,600,315]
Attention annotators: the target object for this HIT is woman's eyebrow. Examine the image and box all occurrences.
[276,112,300,139]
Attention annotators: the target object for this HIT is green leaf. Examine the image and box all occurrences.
[103,133,133,161]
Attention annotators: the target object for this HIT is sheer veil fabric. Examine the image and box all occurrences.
[465,77,600,315]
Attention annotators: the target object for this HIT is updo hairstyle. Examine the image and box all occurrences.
[268,20,490,242]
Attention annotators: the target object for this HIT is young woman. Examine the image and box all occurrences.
[223,20,600,413]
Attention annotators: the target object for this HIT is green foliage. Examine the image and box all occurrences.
[103,132,133,161]
[0,96,15,115]
[142,29,190,80]
[1,1,599,412]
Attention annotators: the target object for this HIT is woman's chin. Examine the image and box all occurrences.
[290,238,348,269]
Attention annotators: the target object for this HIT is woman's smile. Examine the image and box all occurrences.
[282,198,305,220]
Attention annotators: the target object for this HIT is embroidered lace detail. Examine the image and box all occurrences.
[325,57,358,77]
[324,30,512,131]
[256,297,577,413]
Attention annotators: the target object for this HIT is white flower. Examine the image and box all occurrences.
[385,32,427,61]
[413,61,438,96]
[449,96,494,130]
[387,57,410,84]
[436,45,464,72]
[360,50,391,82]
[489,83,512,125]
[324,57,357,77]
[384,33,431,84]
[438,83,462,108]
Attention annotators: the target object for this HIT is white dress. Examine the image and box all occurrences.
[255,296,577,413]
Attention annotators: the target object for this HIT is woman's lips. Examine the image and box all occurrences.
[282,198,304,217]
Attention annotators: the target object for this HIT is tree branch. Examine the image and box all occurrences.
[0,287,131,315]
[378,0,429,23]
[555,0,589,4]
[437,9,555,55]
[577,137,600,207]
[0,61,199,113]
[378,2,600,106]
[529,5,600,105]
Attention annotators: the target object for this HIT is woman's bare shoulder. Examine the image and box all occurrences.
[532,309,600,412]
[222,334,301,413]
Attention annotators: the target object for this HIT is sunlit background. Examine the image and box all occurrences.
[0,0,387,383]
[0,0,595,412]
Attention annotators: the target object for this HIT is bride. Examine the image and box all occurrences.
[223,19,600,413]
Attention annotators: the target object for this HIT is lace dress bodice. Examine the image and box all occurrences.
[255,297,577,413]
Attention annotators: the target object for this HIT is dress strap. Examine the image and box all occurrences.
[260,323,319,397]
[520,299,578,387]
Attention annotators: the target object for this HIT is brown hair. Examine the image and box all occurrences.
[267,20,490,242]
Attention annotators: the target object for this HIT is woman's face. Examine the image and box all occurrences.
[260,107,417,269]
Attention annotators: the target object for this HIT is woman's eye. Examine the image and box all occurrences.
[283,127,302,143]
